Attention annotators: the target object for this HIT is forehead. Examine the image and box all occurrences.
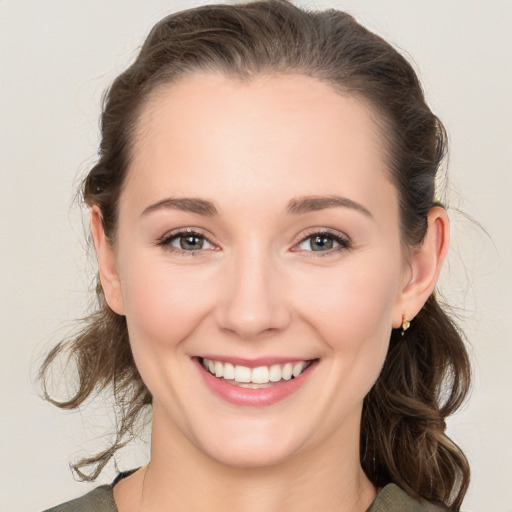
[124,72,395,218]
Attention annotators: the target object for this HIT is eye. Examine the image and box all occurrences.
[296,230,351,254]
[157,229,216,254]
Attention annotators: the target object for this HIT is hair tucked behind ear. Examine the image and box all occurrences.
[39,287,151,480]
[362,296,470,509]
[39,1,470,508]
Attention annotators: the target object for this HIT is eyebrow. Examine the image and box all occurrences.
[141,194,372,218]
[287,195,373,218]
[141,197,219,217]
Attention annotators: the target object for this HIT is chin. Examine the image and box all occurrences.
[193,422,304,469]
[203,441,297,469]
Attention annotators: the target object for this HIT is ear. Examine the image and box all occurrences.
[393,206,449,328]
[90,206,125,315]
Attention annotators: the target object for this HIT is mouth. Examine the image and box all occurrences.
[194,356,318,406]
[199,357,314,389]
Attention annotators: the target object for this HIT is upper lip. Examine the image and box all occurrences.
[195,355,316,368]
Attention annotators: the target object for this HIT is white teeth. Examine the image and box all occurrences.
[202,358,311,384]
[251,366,270,384]
[223,362,235,380]
[234,365,251,383]
[214,361,223,378]
[269,364,282,382]
[292,362,306,377]
[282,363,293,380]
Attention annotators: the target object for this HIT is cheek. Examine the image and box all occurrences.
[119,257,219,349]
[293,260,400,355]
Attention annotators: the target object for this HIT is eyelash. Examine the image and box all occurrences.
[156,228,215,257]
[156,228,352,257]
[294,229,352,257]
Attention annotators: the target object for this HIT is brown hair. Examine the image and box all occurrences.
[39,1,471,509]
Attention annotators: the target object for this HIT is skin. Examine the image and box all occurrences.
[91,73,449,512]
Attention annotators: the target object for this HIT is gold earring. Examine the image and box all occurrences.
[401,315,411,336]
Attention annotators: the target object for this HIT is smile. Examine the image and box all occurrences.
[195,356,318,406]
[201,357,312,388]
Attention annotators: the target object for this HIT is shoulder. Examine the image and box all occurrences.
[41,485,117,512]
[367,484,446,512]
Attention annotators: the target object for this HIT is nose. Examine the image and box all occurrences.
[215,246,292,340]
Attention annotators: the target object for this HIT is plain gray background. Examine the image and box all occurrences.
[1,1,511,510]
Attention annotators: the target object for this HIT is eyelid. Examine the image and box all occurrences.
[291,228,352,255]
[156,227,219,254]
[155,226,351,257]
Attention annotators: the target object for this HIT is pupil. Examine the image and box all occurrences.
[181,235,203,250]
[312,236,333,251]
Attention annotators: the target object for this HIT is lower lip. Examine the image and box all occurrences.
[193,358,318,407]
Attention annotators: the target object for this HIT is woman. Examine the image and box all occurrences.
[41,1,471,510]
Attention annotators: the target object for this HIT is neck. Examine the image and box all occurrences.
[136,404,376,512]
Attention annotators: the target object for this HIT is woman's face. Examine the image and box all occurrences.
[102,73,412,467]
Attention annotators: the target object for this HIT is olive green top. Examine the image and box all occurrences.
[43,474,444,512]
